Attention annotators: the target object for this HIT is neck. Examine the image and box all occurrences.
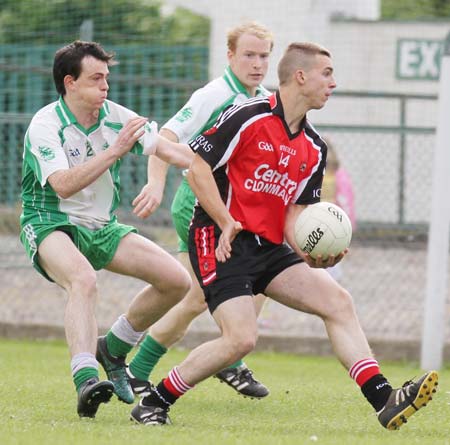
[64,96,100,129]
[278,87,307,133]
[246,86,258,97]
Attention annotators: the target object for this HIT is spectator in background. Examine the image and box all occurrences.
[321,137,356,228]
[321,137,355,281]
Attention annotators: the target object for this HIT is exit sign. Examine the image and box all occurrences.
[396,38,443,80]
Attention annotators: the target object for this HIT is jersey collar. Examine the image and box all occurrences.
[270,91,307,138]
[223,66,266,98]
[55,96,108,135]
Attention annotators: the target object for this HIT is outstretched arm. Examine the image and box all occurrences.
[154,133,193,169]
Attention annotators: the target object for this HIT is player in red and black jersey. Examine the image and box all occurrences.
[189,92,326,244]
[131,42,438,430]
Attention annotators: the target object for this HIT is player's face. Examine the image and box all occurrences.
[302,54,336,110]
[228,33,271,96]
[67,56,109,110]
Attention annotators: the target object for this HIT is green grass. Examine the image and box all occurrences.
[0,339,449,445]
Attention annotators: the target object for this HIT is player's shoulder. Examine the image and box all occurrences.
[304,119,327,150]
[29,101,62,130]
[217,95,271,125]
[189,76,233,104]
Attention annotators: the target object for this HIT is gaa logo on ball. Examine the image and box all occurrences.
[294,202,352,260]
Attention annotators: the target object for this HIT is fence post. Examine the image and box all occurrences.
[420,30,450,370]
[80,19,94,41]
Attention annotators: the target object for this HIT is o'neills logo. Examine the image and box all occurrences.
[244,163,297,205]
[302,227,324,253]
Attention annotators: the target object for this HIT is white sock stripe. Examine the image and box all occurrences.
[171,367,192,392]
[349,359,378,378]
[351,363,379,381]
[111,314,145,346]
[71,352,98,376]
[169,367,192,393]
[349,360,378,379]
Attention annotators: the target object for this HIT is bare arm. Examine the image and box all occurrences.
[187,154,242,262]
[132,128,177,218]
[48,116,147,199]
[154,133,193,169]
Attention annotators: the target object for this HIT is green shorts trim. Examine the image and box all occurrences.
[20,215,136,281]
[171,177,196,252]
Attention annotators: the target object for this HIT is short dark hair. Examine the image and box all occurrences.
[278,42,331,85]
[53,40,115,95]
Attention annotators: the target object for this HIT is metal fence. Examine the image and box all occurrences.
[0,43,208,219]
[1,43,448,359]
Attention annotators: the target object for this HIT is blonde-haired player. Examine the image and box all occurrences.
[127,21,274,399]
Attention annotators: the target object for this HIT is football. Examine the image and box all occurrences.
[294,202,352,260]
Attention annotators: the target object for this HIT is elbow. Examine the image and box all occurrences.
[56,188,73,199]
[50,181,73,199]
[186,168,194,186]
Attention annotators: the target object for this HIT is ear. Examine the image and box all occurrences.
[64,74,75,91]
[227,49,234,63]
[295,69,306,85]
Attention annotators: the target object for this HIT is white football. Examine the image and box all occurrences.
[294,202,352,260]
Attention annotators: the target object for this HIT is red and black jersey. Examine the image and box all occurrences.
[189,91,327,245]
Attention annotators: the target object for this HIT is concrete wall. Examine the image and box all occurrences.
[163,1,450,225]
[163,0,448,97]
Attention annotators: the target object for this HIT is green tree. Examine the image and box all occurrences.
[382,0,450,19]
[0,0,209,45]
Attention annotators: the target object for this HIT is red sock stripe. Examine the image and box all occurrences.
[349,358,380,387]
[164,367,193,397]
[163,376,183,397]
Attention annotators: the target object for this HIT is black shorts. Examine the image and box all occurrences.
[188,225,303,313]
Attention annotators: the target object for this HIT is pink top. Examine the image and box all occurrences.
[334,167,356,229]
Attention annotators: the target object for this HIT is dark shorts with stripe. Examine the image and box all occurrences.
[188,225,303,313]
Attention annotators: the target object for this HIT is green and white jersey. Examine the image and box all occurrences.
[163,66,270,143]
[21,97,158,230]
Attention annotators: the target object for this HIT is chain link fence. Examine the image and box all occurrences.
[0,0,449,361]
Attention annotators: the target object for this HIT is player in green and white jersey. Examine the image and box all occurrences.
[20,40,193,418]
[128,22,273,400]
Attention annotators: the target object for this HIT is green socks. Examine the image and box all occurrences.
[129,335,167,381]
[228,359,244,369]
[74,367,98,391]
[106,331,134,357]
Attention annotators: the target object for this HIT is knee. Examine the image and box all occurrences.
[179,288,208,317]
[68,268,98,299]
[227,332,258,360]
[324,286,356,321]
[160,268,191,303]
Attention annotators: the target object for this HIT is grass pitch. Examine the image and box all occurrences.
[0,338,449,445]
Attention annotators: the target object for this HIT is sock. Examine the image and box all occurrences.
[129,334,167,381]
[143,367,193,408]
[349,358,392,411]
[349,358,381,386]
[106,314,145,357]
[228,359,244,369]
[106,331,133,358]
[361,374,393,411]
[71,352,99,391]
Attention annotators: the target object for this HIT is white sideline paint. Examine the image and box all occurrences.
[421,31,450,370]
